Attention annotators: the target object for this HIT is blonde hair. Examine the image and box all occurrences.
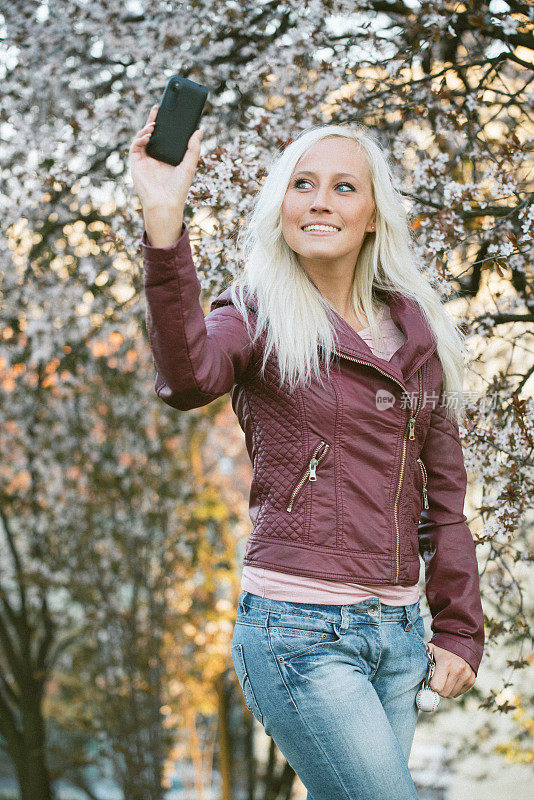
[229,124,468,424]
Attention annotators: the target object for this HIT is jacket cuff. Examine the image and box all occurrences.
[429,632,483,676]
[140,221,195,290]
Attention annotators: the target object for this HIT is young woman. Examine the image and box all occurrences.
[129,106,484,800]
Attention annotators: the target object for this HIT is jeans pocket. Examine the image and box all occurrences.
[270,619,341,660]
[231,643,264,725]
[407,613,429,656]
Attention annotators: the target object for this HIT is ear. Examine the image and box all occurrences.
[366,211,376,232]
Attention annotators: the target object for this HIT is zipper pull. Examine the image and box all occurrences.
[422,485,429,509]
[408,417,415,440]
[309,457,319,481]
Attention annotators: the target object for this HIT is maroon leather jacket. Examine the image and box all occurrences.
[141,221,485,675]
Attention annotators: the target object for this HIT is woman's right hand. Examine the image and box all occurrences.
[128,104,204,214]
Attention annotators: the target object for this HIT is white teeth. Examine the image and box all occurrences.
[302,225,339,232]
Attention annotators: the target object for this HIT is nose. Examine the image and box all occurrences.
[310,187,333,213]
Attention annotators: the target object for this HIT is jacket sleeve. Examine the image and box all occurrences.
[140,222,254,411]
[417,388,485,676]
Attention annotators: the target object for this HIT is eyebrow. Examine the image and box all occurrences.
[293,170,361,183]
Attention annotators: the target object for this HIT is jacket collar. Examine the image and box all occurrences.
[211,285,438,385]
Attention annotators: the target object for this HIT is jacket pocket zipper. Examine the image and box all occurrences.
[287,440,330,512]
[417,457,429,509]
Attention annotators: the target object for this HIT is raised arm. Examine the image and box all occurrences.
[141,222,254,410]
[129,103,254,411]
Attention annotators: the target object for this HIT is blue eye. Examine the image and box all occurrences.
[293,179,355,191]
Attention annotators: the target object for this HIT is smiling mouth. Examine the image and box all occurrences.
[301,226,340,234]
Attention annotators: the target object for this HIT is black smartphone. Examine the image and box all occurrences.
[146,75,208,166]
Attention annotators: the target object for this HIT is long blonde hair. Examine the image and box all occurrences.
[229,124,468,424]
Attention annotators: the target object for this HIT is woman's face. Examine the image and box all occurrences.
[281,137,376,268]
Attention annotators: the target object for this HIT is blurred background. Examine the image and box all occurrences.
[0,1,533,798]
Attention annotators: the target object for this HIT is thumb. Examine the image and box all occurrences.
[179,128,204,176]
[427,642,439,669]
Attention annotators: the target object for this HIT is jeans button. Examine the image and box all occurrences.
[369,605,378,615]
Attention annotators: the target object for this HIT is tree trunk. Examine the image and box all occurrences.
[18,714,54,800]
[216,672,232,800]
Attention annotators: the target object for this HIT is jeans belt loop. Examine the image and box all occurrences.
[340,606,348,633]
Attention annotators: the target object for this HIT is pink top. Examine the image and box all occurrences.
[241,303,420,605]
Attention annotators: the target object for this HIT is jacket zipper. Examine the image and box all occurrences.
[417,457,429,509]
[287,440,330,513]
[332,350,423,582]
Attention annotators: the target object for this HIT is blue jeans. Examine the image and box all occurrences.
[230,590,433,800]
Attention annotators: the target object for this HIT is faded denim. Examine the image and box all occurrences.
[231,589,433,800]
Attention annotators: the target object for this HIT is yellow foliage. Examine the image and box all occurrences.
[495,694,534,764]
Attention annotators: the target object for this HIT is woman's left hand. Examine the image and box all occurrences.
[426,642,476,698]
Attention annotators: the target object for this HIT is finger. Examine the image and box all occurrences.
[429,670,447,696]
[452,671,474,697]
[448,676,464,698]
[429,676,443,695]
[443,672,464,698]
[178,128,204,173]
[147,104,159,124]
[139,121,156,135]
[130,109,158,154]
[133,130,152,146]
[129,131,152,155]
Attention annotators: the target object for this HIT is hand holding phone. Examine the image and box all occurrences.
[129,104,203,213]
[128,77,208,246]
